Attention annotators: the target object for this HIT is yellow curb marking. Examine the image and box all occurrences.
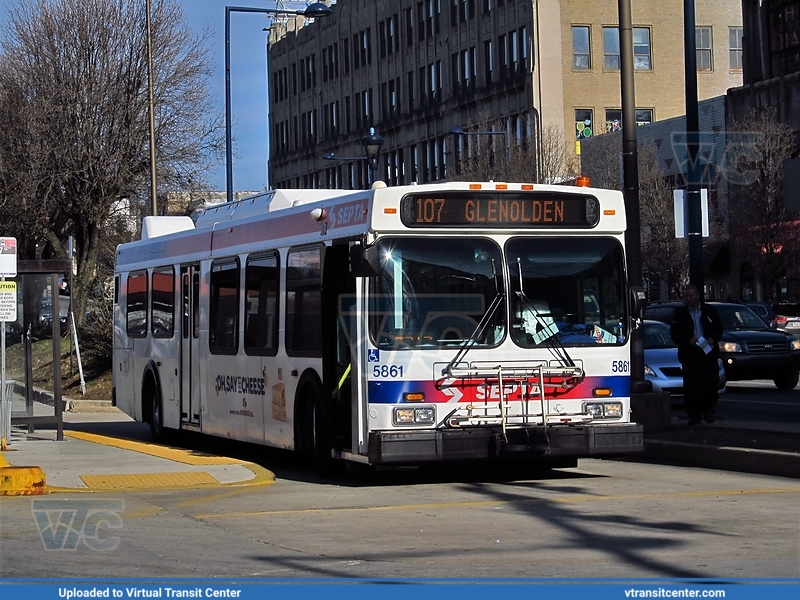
[20,431,280,493]
[194,486,800,520]
[80,471,220,490]
[0,452,11,468]
[0,466,47,496]
[64,431,241,465]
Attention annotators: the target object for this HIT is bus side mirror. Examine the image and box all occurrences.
[630,286,647,320]
[350,244,379,277]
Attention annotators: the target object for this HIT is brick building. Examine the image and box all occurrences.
[266,0,742,189]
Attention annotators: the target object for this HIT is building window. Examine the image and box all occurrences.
[603,27,619,69]
[575,109,593,140]
[633,27,651,69]
[696,26,713,70]
[635,109,653,126]
[483,40,493,85]
[572,25,590,69]
[729,26,743,70]
[604,26,651,70]
[606,109,622,133]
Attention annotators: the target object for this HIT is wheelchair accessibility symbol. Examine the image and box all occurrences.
[368,349,380,363]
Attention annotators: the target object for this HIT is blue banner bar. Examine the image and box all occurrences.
[0,581,798,600]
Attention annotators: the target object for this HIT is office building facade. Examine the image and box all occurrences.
[267,0,742,189]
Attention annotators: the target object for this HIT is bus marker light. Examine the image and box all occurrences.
[495,184,508,190]
[603,209,616,216]
[404,392,425,402]
[384,207,397,214]
[469,184,482,189]
[575,176,591,187]
[593,388,612,397]
[521,184,534,190]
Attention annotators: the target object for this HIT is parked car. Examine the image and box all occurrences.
[643,301,800,390]
[746,301,780,329]
[643,320,726,398]
[774,302,800,335]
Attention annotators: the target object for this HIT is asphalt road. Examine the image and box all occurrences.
[2,455,798,579]
[709,380,800,432]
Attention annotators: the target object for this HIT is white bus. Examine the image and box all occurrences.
[113,181,644,473]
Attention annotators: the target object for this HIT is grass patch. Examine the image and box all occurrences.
[3,339,112,401]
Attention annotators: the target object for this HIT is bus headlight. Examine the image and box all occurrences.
[584,402,623,419]
[393,406,435,425]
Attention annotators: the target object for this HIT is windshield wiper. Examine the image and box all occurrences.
[441,259,503,377]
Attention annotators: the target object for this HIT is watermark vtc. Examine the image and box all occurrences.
[31,498,124,551]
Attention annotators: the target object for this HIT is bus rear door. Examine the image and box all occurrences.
[180,265,201,425]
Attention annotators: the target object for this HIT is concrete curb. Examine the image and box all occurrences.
[643,439,800,479]
[0,453,47,496]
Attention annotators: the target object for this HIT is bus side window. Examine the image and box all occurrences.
[209,259,240,354]
[244,252,279,356]
[286,246,322,356]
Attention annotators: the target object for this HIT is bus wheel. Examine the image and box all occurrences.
[300,385,339,477]
[149,385,166,443]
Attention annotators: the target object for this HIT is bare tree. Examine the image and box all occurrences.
[581,133,696,298]
[725,108,799,300]
[638,142,689,298]
[0,0,223,329]
[579,132,621,191]
[508,123,580,184]
[450,114,579,184]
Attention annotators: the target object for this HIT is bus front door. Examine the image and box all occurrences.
[180,265,201,425]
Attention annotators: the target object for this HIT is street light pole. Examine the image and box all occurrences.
[145,0,158,216]
[683,0,704,297]
[225,3,332,203]
[322,128,384,189]
[448,127,510,182]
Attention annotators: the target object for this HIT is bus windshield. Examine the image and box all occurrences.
[369,237,505,349]
[507,237,627,347]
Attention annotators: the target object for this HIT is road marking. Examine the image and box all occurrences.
[193,486,800,520]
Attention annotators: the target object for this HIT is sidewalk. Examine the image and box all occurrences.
[0,409,275,495]
[1,404,799,496]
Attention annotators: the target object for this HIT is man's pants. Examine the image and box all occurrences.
[682,358,720,419]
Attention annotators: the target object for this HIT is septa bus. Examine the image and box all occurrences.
[113,181,644,473]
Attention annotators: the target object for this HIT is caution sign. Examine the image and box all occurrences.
[0,280,16,322]
[0,237,17,277]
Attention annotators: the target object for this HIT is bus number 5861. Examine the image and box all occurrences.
[373,365,404,378]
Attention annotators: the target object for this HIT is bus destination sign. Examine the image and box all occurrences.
[400,192,599,228]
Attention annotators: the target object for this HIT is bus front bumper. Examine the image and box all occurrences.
[368,423,644,465]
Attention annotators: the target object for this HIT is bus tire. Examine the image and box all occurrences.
[146,379,168,443]
[296,378,339,477]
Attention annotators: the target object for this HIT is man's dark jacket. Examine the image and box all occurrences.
[669,303,724,364]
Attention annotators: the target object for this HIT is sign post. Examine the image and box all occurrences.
[0,237,18,450]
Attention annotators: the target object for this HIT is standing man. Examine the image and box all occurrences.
[670,284,724,426]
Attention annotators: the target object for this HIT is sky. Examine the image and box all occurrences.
[183,0,279,193]
[0,0,299,193]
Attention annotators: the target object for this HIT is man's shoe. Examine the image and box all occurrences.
[703,411,715,423]
[687,418,702,426]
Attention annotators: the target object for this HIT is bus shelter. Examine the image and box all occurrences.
[5,260,70,441]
